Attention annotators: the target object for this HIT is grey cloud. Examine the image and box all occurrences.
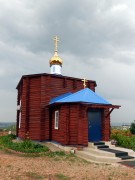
[0,0,135,123]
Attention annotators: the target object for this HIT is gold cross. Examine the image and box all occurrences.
[54,36,59,52]
[82,78,88,88]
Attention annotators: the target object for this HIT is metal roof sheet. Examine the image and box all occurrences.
[49,92,72,104]
[49,88,111,105]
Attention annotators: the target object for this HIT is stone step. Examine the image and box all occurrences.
[105,142,135,156]
[77,142,135,163]
[98,147,135,160]
[116,152,128,157]
[88,142,105,149]
[100,148,130,156]
[93,142,105,146]
[88,142,109,149]
[83,147,116,157]
[120,155,134,160]
[99,148,128,156]
[46,141,135,163]
[97,145,109,149]
[76,150,121,163]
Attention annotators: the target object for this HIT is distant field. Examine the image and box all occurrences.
[0,122,15,128]
[0,123,16,135]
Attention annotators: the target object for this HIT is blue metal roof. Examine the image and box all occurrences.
[49,92,72,105]
[49,88,111,105]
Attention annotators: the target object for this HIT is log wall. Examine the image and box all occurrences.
[51,104,111,146]
[51,104,88,146]
[16,74,96,140]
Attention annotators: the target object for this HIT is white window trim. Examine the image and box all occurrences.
[19,100,21,129]
[19,111,21,129]
[54,110,59,130]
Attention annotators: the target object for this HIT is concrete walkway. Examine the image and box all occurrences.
[44,141,135,164]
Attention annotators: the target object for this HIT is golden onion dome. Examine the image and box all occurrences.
[49,51,62,66]
[49,36,62,66]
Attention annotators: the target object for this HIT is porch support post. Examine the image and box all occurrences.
[106,108,114,118]
[102,108,110,141]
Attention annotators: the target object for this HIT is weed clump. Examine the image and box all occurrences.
[0,134,49,153]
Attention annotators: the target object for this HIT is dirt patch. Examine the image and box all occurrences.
[0,131,8,136]
[0,150,135,179]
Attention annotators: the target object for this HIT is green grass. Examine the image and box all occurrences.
[55,173,70,180]
[0,134,92,167]
[0,134,74,160]
[47,151,65,157]
[0,134,49,153]
[26,172,44,179]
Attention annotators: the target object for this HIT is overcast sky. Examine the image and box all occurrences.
[0,0,135,124]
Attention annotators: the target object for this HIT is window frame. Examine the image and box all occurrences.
[54,110,59,130]
[18,100,21,129]
[19,111,21,129]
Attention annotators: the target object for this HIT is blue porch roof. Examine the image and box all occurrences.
[49,88,111,105]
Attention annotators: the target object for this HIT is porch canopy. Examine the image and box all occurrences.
[49,88,119,108]
[49,88,120,118]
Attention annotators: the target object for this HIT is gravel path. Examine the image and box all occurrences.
[0,150,135,179]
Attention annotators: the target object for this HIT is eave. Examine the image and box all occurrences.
[16,73,97,89]
[49,102,120,109]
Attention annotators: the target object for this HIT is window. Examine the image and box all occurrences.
[19,111,21,129]
[19,100,21,129]
[54,110,59,129]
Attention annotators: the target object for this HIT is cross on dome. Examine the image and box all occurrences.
[49,36,62,75]
[82,78,88,88]
[54,36,59,52]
